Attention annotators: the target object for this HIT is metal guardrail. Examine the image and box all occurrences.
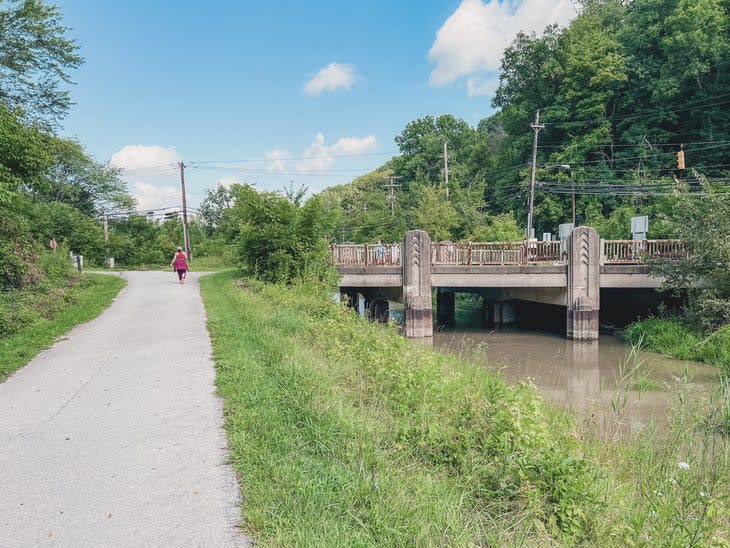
[331,240,686,267]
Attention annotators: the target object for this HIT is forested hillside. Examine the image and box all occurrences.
[319,0,729,244]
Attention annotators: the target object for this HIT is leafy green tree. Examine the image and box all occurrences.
[108,215,166,266]
[0,0,83,127]
[42,138,132,215]
[411,183,459,242]
[226,184,334,284]
[466,212,524,242]
[198,184,234,235]
[392,114,479,190]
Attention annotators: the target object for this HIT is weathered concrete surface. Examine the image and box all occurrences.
[0,271,247,547]
[403,230,433,338]
[567,227,600,340]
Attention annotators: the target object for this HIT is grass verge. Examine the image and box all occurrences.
[0,274,126,382]
[623,317,730,378]
[202,272,730,546]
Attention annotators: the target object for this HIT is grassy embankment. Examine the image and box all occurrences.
[623,318,730,378]
[0,274,126,382]
[202,271,729,546]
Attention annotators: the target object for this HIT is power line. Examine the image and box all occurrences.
[541,91,730,126]
[538,140,730,149]
[189,151,398,164]
[542,142,730,168]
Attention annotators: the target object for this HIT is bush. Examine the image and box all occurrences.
[38,244,73,283]
[685,295,730,332]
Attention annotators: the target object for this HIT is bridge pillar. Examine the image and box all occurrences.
[436,289,455,328]
[567,226,600,340]
[403,230,433,338]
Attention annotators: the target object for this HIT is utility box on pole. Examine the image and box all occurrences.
[631,216,648,241]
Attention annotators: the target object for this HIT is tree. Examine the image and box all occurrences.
[226,184,334,284]
[392,114,478,189]
[411,184,460,242]
[198,183,234,235]
[0,0,83,127]
[466,212,524,242]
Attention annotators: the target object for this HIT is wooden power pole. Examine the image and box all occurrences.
[526,110,544,241]
[443,141,449,197]
[383,176,402,216]
[178,161,191,258]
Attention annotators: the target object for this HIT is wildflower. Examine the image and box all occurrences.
[678,462,690,470]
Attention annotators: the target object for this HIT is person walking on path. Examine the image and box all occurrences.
[171,246,189,284]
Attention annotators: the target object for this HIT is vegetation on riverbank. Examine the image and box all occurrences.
[0,272,126,382]
[623,318,730,379]
[201,271,729,546]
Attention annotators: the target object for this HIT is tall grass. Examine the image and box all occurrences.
[201,272,725,545]
[623,318,730,378]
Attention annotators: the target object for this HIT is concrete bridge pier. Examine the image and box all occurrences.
[567,226,600,340]
[403,230,433,338]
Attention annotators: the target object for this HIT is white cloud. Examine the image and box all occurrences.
[331,135,378,155]
[132,181,179,210]
[296,133,333,172]
[265,149,289,173]
[429,0,576,92]
[467,75,500,97]
[110,145,181,174]
[303,62,360,95]
[293,133,378,173]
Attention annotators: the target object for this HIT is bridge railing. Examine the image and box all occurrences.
[331,243,401,266]
[601,239,686,264]
[431,241,565,265]
[331,239,686,267]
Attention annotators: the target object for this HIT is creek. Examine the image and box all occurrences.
[432,324,719,438]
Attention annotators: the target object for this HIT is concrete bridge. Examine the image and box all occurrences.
[332,228,685,341]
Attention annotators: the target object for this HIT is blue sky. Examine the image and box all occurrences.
[55,0,575,211]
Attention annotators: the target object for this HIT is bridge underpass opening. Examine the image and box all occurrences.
[599,288,679,330]
[435,290,567,335]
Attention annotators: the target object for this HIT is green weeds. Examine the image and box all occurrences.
[202,273,606,545]
[623,318,730,378]
[202,273,729,545]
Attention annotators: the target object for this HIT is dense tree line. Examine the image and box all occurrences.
[0,0,203,292]
[0,0,133,289]
[318,0,728,245]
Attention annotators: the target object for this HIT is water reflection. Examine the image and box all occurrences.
[434,328,719,439]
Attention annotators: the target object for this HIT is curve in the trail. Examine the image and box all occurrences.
[0,271,248,547]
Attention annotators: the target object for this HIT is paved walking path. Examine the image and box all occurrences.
[0,272,247,547]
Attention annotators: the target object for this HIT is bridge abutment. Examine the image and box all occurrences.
[567,226,600,340]
[403,230,433,338]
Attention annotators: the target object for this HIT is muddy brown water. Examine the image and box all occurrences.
[433,327,720,439]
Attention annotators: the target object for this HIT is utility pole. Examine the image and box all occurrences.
[526,110,544,241]
[571,172,576,227]
[383,176,402,216]
[178,161,191,258]
[103,212,109,243]
[443,142,449,197]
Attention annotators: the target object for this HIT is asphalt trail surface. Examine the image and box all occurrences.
[0,271,247,547]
